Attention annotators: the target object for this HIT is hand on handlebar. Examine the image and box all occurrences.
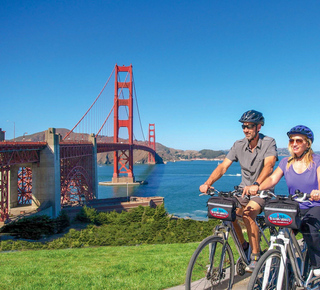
[242,184,259,198]
[310,189,320,201]
[199,183,214,194]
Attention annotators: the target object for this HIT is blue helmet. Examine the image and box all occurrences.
[287,125,314,143]
[239,110,264,126]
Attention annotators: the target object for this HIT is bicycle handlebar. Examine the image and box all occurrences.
[200,187,311,203]
[256,189,311,203]
[199,186,243,198]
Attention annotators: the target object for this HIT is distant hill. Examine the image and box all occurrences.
[9,128,311,164]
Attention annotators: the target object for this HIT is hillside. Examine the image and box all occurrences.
[8,128,292,164]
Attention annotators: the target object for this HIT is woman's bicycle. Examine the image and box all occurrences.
[248,190,320,290]
[185,187,275,290]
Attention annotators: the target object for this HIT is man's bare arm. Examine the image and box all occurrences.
[199,158,233,193]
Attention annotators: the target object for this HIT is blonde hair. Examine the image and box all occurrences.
[286,137,314,169]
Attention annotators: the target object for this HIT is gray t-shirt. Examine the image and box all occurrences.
[226,133,278,187]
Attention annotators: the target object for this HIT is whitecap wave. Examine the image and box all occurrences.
[225,173,241,177]
[171,210,208,221]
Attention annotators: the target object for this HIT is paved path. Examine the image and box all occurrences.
[165,272,251,290]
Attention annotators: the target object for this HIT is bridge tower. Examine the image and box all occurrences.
[148,123,156,164]
[112,64,135,183]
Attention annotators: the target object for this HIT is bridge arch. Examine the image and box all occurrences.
[61,165,93,205]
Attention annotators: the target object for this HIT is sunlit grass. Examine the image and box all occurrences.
[0,243,199,290]
[1,220,294,289]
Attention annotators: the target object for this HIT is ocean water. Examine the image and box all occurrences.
[97,158,288,220]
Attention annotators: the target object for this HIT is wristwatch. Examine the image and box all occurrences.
[253,182,260,186]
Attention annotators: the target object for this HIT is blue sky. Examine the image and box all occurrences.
[1,1,320,151]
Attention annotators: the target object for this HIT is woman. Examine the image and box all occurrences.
[247,125,320,275]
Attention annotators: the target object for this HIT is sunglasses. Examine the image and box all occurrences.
[289,138,304,145]
[242,124,256,130]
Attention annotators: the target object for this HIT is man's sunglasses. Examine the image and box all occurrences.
[289,138,304,145]
[242,124,256,130]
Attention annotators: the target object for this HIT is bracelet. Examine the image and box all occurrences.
[253,181,260,186]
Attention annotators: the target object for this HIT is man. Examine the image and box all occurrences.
[199,109,277,272]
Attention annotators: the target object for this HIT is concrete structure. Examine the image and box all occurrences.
[31,128,61,218]
[89,133,98,198]
[7,128,61,219]
[0,129,5,141]
[1,128,99,220]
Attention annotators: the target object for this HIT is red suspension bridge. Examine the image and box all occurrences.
[0,64,157,221]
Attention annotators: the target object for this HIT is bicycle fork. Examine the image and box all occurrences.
[262,229,289,290]
[262,229,304,290]
[208,225,231,281]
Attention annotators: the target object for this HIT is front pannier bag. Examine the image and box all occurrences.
[264,197,301,230]
[207,196,237,221]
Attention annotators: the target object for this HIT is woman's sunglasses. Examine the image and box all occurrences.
[289,138,305,145]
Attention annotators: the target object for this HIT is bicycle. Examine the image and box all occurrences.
[185,187,275,290]
[248,190,320,290]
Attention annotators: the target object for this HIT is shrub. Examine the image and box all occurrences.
[0,211,70,240]
[0,215,55,240]
[0,205,220,251]
[55,210,70,233]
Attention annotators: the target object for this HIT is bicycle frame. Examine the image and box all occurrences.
[212,217,269,267]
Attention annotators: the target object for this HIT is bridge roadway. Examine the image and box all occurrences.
[97,142,155,154]
[0,141,155,163]
[0,142,47,166]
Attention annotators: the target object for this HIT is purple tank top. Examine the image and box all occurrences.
[279,154,320,209]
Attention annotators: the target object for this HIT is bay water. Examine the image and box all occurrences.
[98,158,288,220]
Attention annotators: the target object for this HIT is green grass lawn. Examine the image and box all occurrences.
[0,228,281,289]
[0,243,199,290]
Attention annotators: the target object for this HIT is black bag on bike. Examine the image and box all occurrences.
[207,196,237,221]
[264,197,301,229]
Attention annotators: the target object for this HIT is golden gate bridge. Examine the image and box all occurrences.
[0,64,157,222]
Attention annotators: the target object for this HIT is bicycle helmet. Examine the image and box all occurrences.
[239,110,265,126]
[287,125,314,143]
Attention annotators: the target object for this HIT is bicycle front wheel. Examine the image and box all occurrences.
[185,236,235,290]
[248,248,288,290]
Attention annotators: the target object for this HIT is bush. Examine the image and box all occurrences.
[0,211,70,240]
[55,210,71,233]
[0,215,55,240]
[0,205,220,251]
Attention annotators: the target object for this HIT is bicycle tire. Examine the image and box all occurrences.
[185,236,235,290]
[303,250,320,290]
[247,248,288,290]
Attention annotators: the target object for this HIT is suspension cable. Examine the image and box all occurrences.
[63,66,116,141]
[132,73,146,142]
[96,70,130,137]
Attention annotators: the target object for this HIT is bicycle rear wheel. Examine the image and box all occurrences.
[247,248,288,290]
[185,236,235,290]
[256,215,277,255]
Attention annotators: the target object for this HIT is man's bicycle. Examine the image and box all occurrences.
[247,190,320,290]
[185,187,275,290]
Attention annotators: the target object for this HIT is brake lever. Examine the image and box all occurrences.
[294,193,311,203]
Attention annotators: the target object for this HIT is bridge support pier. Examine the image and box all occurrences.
[32,128,61,218]
[9,165,19,208]
[89,133,98,198]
